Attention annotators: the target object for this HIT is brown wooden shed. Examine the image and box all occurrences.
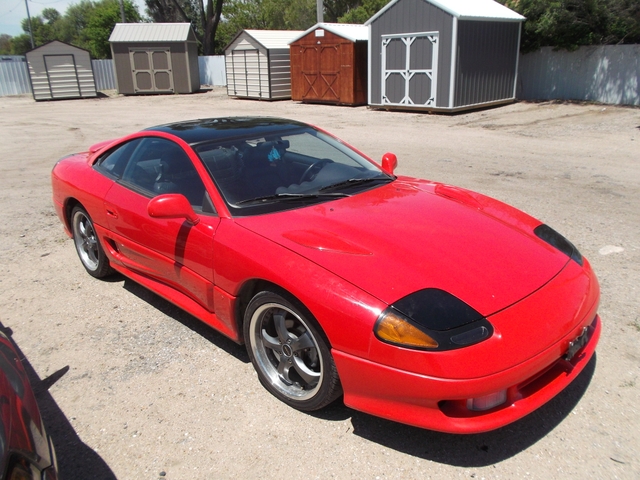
[109,23,200,95]
[289,23,368,106]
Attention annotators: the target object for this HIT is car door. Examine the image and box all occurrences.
[99,136,220,311]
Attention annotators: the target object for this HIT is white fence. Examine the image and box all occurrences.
[199,55,226,86]
[92,58,117,90]
[518,45,640,106]
[0,55,227,97]
[0,59,31,96]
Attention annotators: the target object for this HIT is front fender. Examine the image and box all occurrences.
[213,219,386,358]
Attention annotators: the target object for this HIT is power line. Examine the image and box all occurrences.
[0,2,25,19]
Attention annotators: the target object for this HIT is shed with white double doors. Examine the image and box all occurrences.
[366,0,525,112]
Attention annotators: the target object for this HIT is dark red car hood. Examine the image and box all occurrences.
[236,178,570,315]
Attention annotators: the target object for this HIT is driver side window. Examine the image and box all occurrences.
[120,138,207,209]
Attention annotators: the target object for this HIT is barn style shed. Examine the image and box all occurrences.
[366,0,525,112]
[25,41,96,101]
[109,23,200,95]
[289,23,368,106]
[225,30,303,100]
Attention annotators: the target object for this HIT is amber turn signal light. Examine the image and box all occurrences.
[375,312,439,349]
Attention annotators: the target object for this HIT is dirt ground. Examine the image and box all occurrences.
[0,88,638,479]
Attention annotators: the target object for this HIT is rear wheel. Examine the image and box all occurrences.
[71,206,112,278]
[244,290,342,411]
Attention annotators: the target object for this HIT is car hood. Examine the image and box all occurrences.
[235,178,570,315]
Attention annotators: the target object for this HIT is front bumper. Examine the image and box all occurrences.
[333,314,600,434]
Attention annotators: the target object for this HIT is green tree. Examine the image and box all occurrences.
[58,1,98,49]
[606,0,640,43]
[283,0,316,29]
[0,34,13,54]
[501,0,640,52]
[323,0,360,22]
[338,0,389,23]
[216,0,315,53]
[216,0,388,53]
[10,0,141,57]
[143,0,223,55]
[84,0,141,58]
[10,7,66,54]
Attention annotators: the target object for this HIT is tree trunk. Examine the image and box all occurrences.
[202,0,223,55]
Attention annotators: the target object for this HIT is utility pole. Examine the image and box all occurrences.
[317,0,323,23]
[118,0,126,22]
[24,0,34,49]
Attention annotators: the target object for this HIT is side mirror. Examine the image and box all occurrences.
[148,194,200,225]
[381,153,398,175]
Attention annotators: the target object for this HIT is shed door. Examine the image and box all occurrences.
[299,44,341,102]
[130,49,174,93]
[43,54,81,99]
[381,32,438,107]
[228,49,266,98]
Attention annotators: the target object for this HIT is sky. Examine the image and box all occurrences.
[0,0,147,37]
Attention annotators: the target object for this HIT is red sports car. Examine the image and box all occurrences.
[0,330,58,479]
[51,118,600,433]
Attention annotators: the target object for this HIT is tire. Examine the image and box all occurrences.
[71,206,112,278]
[244,290,342,411]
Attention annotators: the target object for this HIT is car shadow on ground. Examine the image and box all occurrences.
[121,277,250,363]
[1,324,117,480]
[316,354,597,466]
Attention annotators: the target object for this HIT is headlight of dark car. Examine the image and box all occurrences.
[374,289,493,351]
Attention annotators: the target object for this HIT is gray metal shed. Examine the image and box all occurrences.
[109,23,200,95]
[224,30,303,100]
[25,41,96,101]
[366,0,524,112]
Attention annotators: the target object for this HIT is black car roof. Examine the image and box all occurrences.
[145,117,310,146]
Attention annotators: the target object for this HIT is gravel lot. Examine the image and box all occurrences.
[0,89,638,479]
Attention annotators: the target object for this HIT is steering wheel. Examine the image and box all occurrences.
[299,159,333,183]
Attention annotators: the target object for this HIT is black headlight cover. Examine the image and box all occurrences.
[375,289,493,351]
[392,288,483,331]
[534,224,583,266]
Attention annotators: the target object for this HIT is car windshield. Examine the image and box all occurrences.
[194,126,393,215]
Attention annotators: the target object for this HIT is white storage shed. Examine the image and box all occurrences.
[224,30,303,100]
[25,41,97,101]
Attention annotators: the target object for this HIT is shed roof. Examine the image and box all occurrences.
[290,23,369,44]
[26,40,91,56]
[366,0,525,24]
[109,23,195,43]
[240,30,305,49]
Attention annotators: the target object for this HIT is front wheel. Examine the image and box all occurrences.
[71,206,112,278]
[244,290,342,411]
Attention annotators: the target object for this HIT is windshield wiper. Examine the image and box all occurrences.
[235,192,350,206]
[319,176,393,193]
